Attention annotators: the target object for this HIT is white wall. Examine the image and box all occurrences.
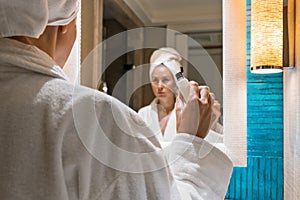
[284,1,300,199]
[222,0,247,166]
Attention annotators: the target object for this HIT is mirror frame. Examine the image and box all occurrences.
[222,0,247,166]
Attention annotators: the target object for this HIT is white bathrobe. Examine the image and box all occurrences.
[138,99,177,148]
[0,38,233,200]
[138,100,224,148]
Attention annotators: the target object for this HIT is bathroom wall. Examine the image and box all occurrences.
[284,0,300,199]
[225,0,284,198]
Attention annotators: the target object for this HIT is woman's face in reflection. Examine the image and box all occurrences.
[151,65,177,102]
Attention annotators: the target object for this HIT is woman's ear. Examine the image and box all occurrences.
[60,25,68,34]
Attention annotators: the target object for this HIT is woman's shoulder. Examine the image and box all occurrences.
[138,99,158,114]
[138,105,151,113]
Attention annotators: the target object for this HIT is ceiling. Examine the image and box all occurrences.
[104,0,222,32]
[103,0,223,47]
[123,0,222,31]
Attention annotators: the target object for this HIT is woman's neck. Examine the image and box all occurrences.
[9,26,58,59]
[157,99,175,135]
[158,98,175,114]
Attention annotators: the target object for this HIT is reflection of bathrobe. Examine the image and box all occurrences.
[0,38,232,199]
[138,99,177,148]
[138,99,224,148]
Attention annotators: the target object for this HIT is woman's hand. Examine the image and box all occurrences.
[176,81,214,139]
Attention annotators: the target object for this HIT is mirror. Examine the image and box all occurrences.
[187,31,223,125]
[81,0,247,166]
[102,0,224,114]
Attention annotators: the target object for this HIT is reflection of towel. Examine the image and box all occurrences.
[149,47,182,82]
[0,0,79,38]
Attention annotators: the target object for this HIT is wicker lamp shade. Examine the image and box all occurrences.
[250,0,283,74]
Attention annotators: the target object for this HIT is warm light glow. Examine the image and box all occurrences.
[251,0,283,74]
[251,68,283,74]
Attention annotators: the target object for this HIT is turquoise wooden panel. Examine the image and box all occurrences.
[226,158,283,199]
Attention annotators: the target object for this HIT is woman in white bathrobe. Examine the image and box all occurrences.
[138,58,179,148]
[0,1,232,199]
[138,48,224,148]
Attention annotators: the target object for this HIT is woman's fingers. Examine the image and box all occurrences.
[199,86,210,104]
[178,82,213,138]
[188,81,199,100]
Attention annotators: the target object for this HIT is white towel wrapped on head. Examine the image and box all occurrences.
[0,0,79,38]
[149,47,183,82]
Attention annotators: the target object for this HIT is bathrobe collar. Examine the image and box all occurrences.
[150,98,177,142]
[0,37,69,81]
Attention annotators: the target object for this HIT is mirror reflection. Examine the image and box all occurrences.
[102,0,223,126]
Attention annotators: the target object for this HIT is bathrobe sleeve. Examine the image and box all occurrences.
[165,134,233,199]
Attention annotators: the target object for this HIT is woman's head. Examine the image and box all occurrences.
[149,47,183,103]
[0,0,79,38]
[149,47,182,79]
[0,0,79,67]
[151,64,177,103]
